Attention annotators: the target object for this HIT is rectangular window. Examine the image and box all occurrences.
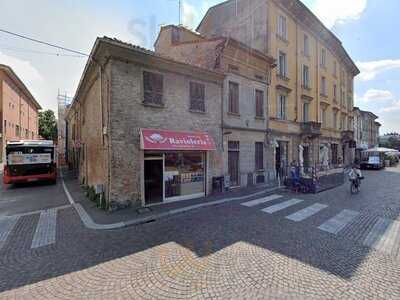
[303,102,309,122]
[320,48,326,68]
[3,120,6,134]
[320,107,327,128]
[340,115,346,130]
[278,15,287,40]
[302,65,310,88]
[341,90,345,106]
[143,71,163,105]
[333,61,337,76]
[228,81,239,114]
[277,94,287,120]
[164,152,205,199]
[255,142,264,171]
[15,125,20,137]
[303,34,309,56]
[333,111,338,129]
[321,76,327,95]
[278,51,287,77]
[348,96,353,110]
[189,82,205,112]
[255,89,264,118]
[333,84,337,100]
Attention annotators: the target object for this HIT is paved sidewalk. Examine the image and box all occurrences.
[62,170,282,229]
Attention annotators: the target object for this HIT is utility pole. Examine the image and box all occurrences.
[179,0,182,25]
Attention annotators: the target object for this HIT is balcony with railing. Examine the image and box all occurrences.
[300,122,322,137]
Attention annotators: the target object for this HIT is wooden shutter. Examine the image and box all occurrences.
[143,71,163,105]
[190,82,205,112]
[255,90,264,117]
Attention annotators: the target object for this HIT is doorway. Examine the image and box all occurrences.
[144,158,163,205]
[276,141,289,178]
[228,141,240,187]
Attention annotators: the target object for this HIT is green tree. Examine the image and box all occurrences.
[38,110,58,141]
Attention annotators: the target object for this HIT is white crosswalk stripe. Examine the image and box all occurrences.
[241,194,283,207]
[286,203,328,222]
[261,198,304,214]
[318,209,360,234]
[0,216,19,249]
[31,209,58,249]
[363,218,400,255]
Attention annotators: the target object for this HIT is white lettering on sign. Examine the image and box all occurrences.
[7,153,52,165]
[168,138,207,145]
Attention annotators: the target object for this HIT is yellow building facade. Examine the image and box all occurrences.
[198,0,359,174]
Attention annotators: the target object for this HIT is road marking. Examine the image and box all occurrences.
[31,209,57,249]
[0,216,19,249]
[318,209,360,234]
[241,194,283,207]
[261,199,303,214]
[0,204,71,220]
[286,203,328,222]
[363,218,400,255]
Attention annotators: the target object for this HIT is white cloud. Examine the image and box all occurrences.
[313,0,367,29]
[182,1,198,28]
[357,59,400,81]
[357,89,394,103]
[380,100,400,113]
[0,51,43,86]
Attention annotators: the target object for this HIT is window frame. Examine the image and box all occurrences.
[228,81,240,114]
[302,65,310,88]
[277,93,287,120]
[303,34,310,56]
[255,142,264,171]
[255,89,265,118]
[143,70,164,106]
[189,81,206,112]
[278,50,287,78]
[303,102,310,122]
[277,15,287,40]
[320,48,327,68]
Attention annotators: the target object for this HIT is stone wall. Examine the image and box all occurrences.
[109,59,223,206]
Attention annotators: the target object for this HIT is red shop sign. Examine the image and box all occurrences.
[140,129,216,151]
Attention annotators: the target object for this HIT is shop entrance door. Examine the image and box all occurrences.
[144,158,164,205]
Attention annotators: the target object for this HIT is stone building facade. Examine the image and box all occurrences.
[66,37,224,207]
[155,25,277,187]
[197,0,360,171]
[353,107,380,150]
[0,64,41,162]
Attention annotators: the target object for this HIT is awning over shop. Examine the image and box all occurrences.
[140,129,216,151]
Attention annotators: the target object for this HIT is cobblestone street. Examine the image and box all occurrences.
[0,167,400,299]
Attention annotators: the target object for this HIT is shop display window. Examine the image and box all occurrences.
[164,152,205,199]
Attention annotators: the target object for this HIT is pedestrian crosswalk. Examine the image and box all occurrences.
[262,198,303,214]
[0,208,62,251]
[0,216,19,249]
[31,209,58,249]
[240,194,400,258]
[363,218,400,256]
[318,209,360,234]
[286,203,328,222]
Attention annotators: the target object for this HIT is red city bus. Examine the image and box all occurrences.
[3,140,57,185]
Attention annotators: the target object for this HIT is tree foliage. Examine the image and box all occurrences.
[39,110,58,141]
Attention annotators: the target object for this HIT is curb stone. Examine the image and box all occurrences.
[61,172,282,230]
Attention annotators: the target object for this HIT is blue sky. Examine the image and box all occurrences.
[0,0,399,133]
